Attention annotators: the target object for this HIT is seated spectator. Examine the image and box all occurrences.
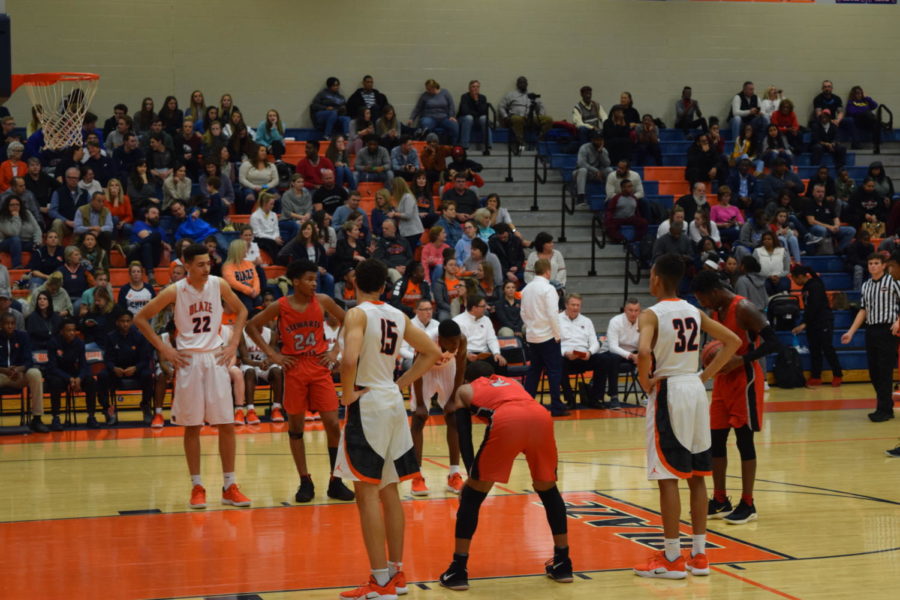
[58,246,94,312]
[129,206,169,285]
[810,110,846,170]
[310,77,350,138]
[656,205,687,239]
[146,133,175,187]
[754,231,791,295]
[374,219,413,283]
[173,117,203,179]
[558,293,604,408]
[710,186,744,245]
[0,141,27,192]
[348,107,375,155]
[846,229,875,290]
[524,231,567,286]
[157,97,183,136]
[196,176,226,231]
[489,223,526,284]
[333,265,357,308]
[334,220,372,277]
[729,81,765,141]
[390,136,420,182]
[485,194,524,241]
[420,133,452,190]
[734,256,768,311]
[201,120,227,157]
[354,135,393,184]
[472,208,494,242]
[845,85,879,144]
[104,178,133,242]
[278,173,312,243]
[760,124,793,168]
[25,290,61,350]
[80,268,112,308]
[74,191,114,251]
[689,208,720,249]
[499,76,552,153]
[708,121,726,154]
[126,160,157,214]
[433,252,465,321]
[113,133,145,183]
[370,188,390,238]
[868,161,894,205]
[734,209,770,259]
[463,237,503,287]
[0,285,23,330]
[254,109,285,161]
[675,181,709,223]
[605,179,648,244]
[398,298,439,371]
[572,85,607,145]
[223,108,253,141]
[602,107,634,165]
[759,86,784,123]
[441,174,480,222]
[375,104,402,150]
[222,239,260,313]
[346,75,389,123]
[2,175,41,225]
[730,123,763,174]
[77,165,103,200]
[805,183,855,253]
[324,135,356,190]
[574,133,612,204]
[0,194,42,268]
[29,271,73,316]
[313,210,337,257]
[674,86,707,135]
[104,114,130,153]
[634,114,662,166]
[250,192,283,262]
[162,163,191,215]
[420,225,449,283]
[47,318,108,427]
[453,294,507,372]
[78,285,115,346]
[847,177,888,235]
[770,208,802,264]
[84,141,114,185]
[408,79,459,145]
[238,145,278,212]
[435,200,462,248]
[697,237,723,270]
[495,281,523,337]
[331,191,368,233]
[652,221,693,266]
[596,299,641,409]
[0,312,47,432]
[27,230,64,290]
[685,133,725,189]
[410,170,438,229]
[473,260,499,305]
[295,140,333,192]
[78,231,108,272]
[771,99,802,152]
[755,158,805,207]
[458,80,492,153]
[804,166,837,202]
[25,159,58,225]
[391,261,430,317]
[118,262,156,315]
[276,221,328,285]
[446,146,484,187]
[454,220,477,266]
[605,159,644,201]
[49,166,89,239]
[312,169,349,215]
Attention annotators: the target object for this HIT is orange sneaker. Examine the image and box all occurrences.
[150,413,165,428]
[410,476,429,497]
[233,409,245,425]
[189,485,206,509]
[446,472,464,494]
[686,553,710,576]
[390,571,408,595]
[806,378,822,388]
[831,377,842,387]
[270,407,285,422]
[245,408,261,425]
[338,575,397,599]
[633,551,686,579]
[222,483,251,507]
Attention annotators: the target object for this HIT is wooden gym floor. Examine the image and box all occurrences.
[0,383,897,600]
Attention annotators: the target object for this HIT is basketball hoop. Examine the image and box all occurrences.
[11,72,100,151]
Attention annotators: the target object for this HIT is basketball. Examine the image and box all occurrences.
[701,340,724,367]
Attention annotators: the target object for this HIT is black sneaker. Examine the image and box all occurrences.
[886,443,900,458]
[607,397,622,411]
[439,561,469,591]
[545,556,574,583]
[104,409,118,426]
[869,411,894,423]
[295,476,315,503]
[50,415,63,432]
[86,415,100,429]
[327,477,355,501]
[708,496,733,518]
[29,416,49,434]
[723,500,757,525]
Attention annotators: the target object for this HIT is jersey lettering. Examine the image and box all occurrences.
[192,315,211,334]
[380,318,399,355]
[293,332,318,353]
[672,317,699,353]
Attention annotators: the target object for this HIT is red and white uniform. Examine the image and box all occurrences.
[277,294,338,415]
[711,295,765,431]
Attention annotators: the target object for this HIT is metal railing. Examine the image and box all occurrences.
[587,213,606,275]
[874,104,893,155]
[621,240,644,307]
[531,152,548,211]
[558,181,576,243]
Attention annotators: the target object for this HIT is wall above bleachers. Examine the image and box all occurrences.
[4,0,898,133]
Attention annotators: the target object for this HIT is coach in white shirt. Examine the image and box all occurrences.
[521,258,567,416]
[400,298,440,370]
[558,293,604,408]
[596,298,641,409]
[453,295,507,373]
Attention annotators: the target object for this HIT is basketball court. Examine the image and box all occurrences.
[1,384,897,599]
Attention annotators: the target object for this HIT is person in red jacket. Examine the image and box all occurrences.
[295,140,335,190]
[769,99,801,152]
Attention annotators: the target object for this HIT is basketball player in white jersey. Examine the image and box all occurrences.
[135,243,251,510]
[335,259,442,600]
[632,254,740,580]
[239,322,285,424]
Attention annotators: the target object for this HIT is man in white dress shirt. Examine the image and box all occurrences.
[521,259,567,416]
[400,299,440,371]
[596,298,641,409]
[558,294,604,409]
[453,295,507,374]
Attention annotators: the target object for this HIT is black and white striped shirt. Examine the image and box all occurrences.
[860,274,900,325]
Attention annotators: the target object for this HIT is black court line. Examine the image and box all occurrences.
[118,509,161,516]
[729,563,746,570]
[575,572,592,580]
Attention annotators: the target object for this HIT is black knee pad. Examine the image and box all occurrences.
[455,486,488,540]
[735,426,756,461]
[288,431,304,440]
[536,486,568,535]
[711,428,729,458]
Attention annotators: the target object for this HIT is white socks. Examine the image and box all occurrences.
[449,465,461,476]
[272,402,282,409]
[692,534,706,557]
[372,568,390,586]
[388,561,402,577]
[223,472,236,489]
[664,538,681,562]
[155,407,162,414]
[246,404,255,411]
[190,474,202,487]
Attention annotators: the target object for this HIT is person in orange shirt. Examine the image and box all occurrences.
[103,178,133,243]
[391,261,431,318]
[0,142,27,192]
[221,239,261,314]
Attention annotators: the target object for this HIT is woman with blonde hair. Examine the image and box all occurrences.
[388,176,424,249]
[473,207,495,241]
[760,86,783,122]
[186,90,206,122]
[255,109,285,160]
[104,177,133,242]
[222,238,260,313]
[219,93,239,123]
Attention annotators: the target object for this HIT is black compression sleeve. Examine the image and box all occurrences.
[455,408,475,472]
[743,325,780,364]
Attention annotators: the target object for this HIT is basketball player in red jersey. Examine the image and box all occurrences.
[438,360,573,591]
[246,259,355,503]
[691,270,780,525]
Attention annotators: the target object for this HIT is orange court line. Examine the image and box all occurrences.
[711,565,804,600]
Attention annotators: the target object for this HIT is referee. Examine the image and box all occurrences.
[841,252,900,422]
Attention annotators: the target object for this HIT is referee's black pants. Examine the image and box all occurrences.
[865,324,898,414]
[807,319,842,379]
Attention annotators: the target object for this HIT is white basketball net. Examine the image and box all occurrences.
[22,75,99,151]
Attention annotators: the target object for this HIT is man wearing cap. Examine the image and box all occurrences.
[0,311,48,432]
[810,110,847,170]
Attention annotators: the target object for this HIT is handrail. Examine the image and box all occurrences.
[559,182,576,243]
[486,103,497,156]
[621,240,643,307]
[587,213,606,276]
[874,104,893,155]
[531,152,548,211]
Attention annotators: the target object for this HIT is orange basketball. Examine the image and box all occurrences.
[701,340,723,368]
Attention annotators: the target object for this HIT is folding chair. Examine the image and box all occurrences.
[497,336,529,384]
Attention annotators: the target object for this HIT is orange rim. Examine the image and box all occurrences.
[11,72,99,92]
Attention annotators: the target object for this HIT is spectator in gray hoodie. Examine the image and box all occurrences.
[408,79,458,145]
[355,136,393,184]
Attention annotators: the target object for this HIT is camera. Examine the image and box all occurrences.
[527,93,541,100]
